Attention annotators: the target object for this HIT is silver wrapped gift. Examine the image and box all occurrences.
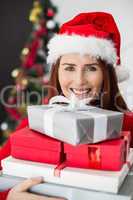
[27,103,123,145]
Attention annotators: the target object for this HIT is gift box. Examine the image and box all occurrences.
[64,131,131,171]
[2,149,133,194]
[10,127,65,164]
[123,112,133,147]
[1,173,133,200]
[27,104,123,145]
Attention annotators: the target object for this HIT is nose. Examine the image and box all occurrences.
[74,70,87,87]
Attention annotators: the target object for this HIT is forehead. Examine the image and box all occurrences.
[60,53,98,64]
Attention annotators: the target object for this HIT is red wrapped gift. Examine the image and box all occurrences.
[123,112,133,147]
[64,131,131,171]
[10,127,65,164]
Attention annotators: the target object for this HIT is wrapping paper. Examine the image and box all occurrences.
[10,127,65,164]
[28,104,123,145]
[64,131,131,171]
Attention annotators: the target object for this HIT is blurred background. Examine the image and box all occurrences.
[0,0,133,145]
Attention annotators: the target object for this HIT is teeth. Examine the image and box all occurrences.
[70,88,91,95]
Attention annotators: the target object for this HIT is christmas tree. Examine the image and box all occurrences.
[0,0,59,146]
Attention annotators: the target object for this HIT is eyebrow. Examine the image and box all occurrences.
[61,63,99,66]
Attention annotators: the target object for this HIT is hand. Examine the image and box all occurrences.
[7,177,65,200]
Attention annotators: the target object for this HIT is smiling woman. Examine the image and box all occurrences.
[0,11,131,200]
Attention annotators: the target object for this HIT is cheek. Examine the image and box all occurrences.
[58,70,71,90]
[88,72,103,89]
[59,78,69,89]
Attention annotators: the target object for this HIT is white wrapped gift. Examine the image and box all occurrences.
[27,95,123,145]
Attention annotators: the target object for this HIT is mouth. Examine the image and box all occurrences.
[69,88,92,99]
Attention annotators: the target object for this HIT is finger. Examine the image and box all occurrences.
[49,198,65,200]
[12,177,44,192]
[47,197,66,200]
[45,197,65,200]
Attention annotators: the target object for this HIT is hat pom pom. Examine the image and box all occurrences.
[115,65,130,83]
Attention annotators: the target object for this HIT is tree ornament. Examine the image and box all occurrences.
[47,8,54,17]
[11,69,20,78]
[22,48,29,56]
[29,2,42,23]
[21,78,28,89]
[46,20,56,29]
[1,122,8,131]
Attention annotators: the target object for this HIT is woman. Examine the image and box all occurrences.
[0,12,131,200]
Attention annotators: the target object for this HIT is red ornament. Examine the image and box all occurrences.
[47,8,54,17]
[42,97,49,105]
[34,27,47,37]
[8,97,16,104]
[22,39,40,68]
[5,107,21,121]
[33,64,44,76]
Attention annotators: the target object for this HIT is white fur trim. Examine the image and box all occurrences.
[47,34,118,65]
[115,65,130,82]
[47,34,129,82]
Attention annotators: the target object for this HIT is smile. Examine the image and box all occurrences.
[70,88,92,97]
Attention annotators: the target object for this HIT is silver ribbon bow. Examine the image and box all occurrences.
[49,93,93,111]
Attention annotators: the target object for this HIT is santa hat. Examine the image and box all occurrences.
[47,12,129,82]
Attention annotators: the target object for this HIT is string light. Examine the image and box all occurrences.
[11,69,19,78]
[22,48,29,56]
[1,122,8,131]
[21,78,28,87]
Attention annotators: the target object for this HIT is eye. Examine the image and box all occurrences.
[64,66,75,71]
[85,65,97,72]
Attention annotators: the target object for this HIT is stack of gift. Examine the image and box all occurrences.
[2,96,133,195]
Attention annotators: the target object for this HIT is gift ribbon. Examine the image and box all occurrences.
[122,132,131,169]
[54,161,67,177]
[88,146,101,169]
[54,146,102,176]
[43,95,108,143]
[123,132,131,158]
[49,93,93,110]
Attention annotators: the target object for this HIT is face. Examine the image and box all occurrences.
[58,53,103,102]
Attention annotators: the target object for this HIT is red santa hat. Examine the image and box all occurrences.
[47,12,129,82]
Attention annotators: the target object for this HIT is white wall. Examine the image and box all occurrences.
[53,0,133,110]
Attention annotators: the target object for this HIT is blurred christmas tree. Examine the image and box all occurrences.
[0,0,59,146]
